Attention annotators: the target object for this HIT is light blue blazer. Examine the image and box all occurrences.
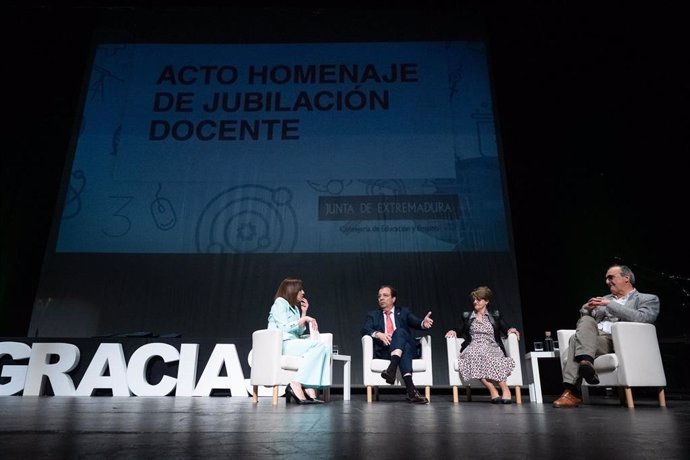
[266,296,331,388]
[267,297,306,340]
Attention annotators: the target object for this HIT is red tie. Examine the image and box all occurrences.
[385,311,394,335]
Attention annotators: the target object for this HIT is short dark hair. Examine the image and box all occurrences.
[379,285,397,298]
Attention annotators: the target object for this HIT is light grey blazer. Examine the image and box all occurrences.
[579,290,660,325]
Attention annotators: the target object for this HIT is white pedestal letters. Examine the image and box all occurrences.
[0,340,249,397]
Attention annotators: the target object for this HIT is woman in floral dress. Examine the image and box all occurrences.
[445,286,520,403]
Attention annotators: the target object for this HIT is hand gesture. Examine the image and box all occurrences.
[584,296,609,312]
[300,315,315,327]
[300,297,310,315]
[422,311,433,329]
[507,328,520,340]
[376,331,392,346]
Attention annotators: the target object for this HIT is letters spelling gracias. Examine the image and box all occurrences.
[0,341,255,397]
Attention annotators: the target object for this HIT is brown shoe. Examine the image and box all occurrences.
[406,390,429,404]
[380,369,396,385]
[552,389,582,408]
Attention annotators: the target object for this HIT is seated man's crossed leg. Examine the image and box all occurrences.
[380,328,428,404]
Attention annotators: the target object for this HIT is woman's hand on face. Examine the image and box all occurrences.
[300,297,310,315]
[445,330,457,338]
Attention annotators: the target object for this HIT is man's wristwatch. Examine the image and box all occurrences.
[371,331,378,338]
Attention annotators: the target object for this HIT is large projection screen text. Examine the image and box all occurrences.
[57,41,507,255]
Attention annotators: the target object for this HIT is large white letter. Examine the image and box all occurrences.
[24,343,79,396]
[193,344,247,397]
[0,342,32,396]
[175,343,199,397]
[75,343,130,396]
[127,343,179,396]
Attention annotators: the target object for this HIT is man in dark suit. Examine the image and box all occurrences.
[360,285,433,403]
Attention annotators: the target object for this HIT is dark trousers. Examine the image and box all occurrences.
[374,328,418,375]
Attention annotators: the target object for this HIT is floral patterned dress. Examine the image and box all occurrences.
[458,316,515,382]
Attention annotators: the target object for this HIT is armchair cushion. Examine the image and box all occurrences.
[369,358,427,373]
[593,354,618,373]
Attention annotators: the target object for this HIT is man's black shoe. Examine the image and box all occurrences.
[380,369,396,385]
[577,360,600,385]
[406,390,429,404]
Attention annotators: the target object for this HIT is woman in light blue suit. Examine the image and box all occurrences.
[267,277,331,404]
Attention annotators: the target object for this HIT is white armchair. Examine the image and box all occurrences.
[250,329,333,405]
[446,333,523,404]
[361,335,433,403]
[557,322,666,408]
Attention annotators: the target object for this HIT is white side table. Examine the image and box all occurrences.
[524,350,560,403]
[325,354,351,401]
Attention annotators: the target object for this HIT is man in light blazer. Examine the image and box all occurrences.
[361,285,433,403]
[553,264,660,408]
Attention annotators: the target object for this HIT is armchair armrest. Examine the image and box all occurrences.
[504,332,523,385]
[317,332,333,350]
[362,335,374,374]
[446,337,460,373]
[418,335,432,359]
[556,329,576,371]
[250,329,282,384]
[611,322,666,386]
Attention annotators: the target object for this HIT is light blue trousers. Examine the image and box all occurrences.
[282,339,332,388]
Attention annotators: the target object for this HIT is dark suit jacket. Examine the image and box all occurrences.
[360,306,426,358]
[452,309,511,356]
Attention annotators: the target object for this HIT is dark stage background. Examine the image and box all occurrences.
[2,3,689,392]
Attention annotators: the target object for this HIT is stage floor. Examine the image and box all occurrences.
[1,392,689,459]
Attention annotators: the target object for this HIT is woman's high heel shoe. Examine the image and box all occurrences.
[304,391,325,404]
[285,384,313,404]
